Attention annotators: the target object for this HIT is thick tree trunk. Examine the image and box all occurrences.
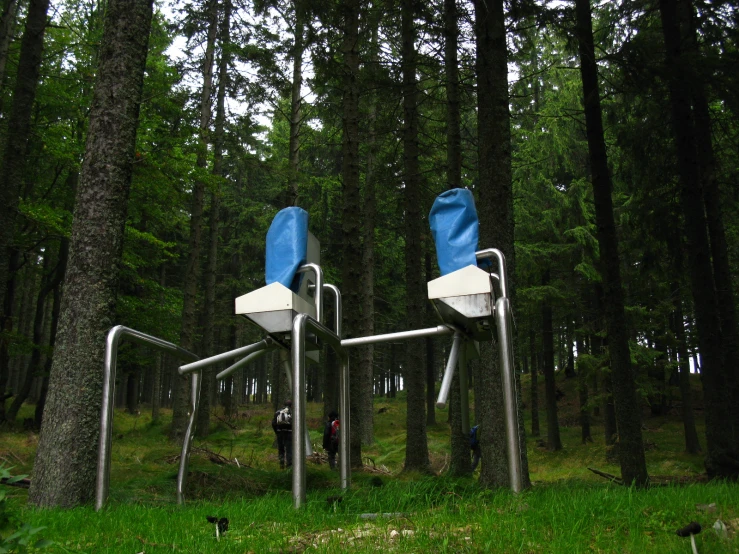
[425,252,436,425]
[474,0,529,489]
[171,0,218,441]
[358,19,379,446]
[401,0,429,472]
[659,0,739,477]
[29,0,153,507]
[197,0,230,438]
[575,0,648,486]
[340,0,363,468]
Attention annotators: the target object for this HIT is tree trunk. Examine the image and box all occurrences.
[7,238,67,422]
[286,0,303,206]
[0,0,50,394]
[358,17,379,446]
[576,332,592,443]
[171,0,218,442]
[0,0,20,88]
[671,289,702,454]
[425,252,436,425]
[575,0,648,486]
[474,0,530,489]
[339,0,363,468]
[659,0,738,477]
[401,0,429,472]
[542,270,562,451]
[530,328,539,437]
[29,0,153,507]
[197,0,230,438]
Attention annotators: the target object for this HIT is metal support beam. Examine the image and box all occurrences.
[216,345,278,381]
[436,332,463,409]
[341,325,453,348]
[97,326,199,511]
[495,296,523,493]
[178,338,273,375]
[291,313,349,508]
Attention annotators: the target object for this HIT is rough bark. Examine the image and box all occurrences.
[575,0,648,486]
[29,0,153,507]
[171,0,218,442]
[401,0,429,472]
[659,0,739,477]
[474,0,530,489]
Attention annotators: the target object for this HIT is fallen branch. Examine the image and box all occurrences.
[1,476,31,489]
[587,467,623,485]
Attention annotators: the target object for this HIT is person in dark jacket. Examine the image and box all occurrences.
[272,399,293,469]
[322,410,339,469]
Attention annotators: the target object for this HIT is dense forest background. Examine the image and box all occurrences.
[0,0,738,507]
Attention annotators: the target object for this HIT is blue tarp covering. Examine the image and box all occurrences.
[429,189,479,276]
[265,207,309,292]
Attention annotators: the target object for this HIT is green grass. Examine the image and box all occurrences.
[1,373,738,552]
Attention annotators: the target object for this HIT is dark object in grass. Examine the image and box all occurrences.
[378,407,388,414]
[206,516,229,534]
[370,477,384,487]
[676,522,701,537]
[676,522,701,554]
[326,495,343,504]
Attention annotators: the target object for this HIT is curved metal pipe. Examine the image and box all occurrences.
[216,345,278,381]
[97,326,199,511]
[297,263,324,324]
[178,338,272,375]
[322,284,342,338]
[476,249,508,299]
[291,313,349,508]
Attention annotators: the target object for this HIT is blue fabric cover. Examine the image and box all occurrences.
[429,189,479,276]
[265,207,309,292]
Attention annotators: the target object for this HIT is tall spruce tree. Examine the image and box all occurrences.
[29,0,154,507]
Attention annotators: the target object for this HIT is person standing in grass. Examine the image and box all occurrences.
[322,411,339,469]
[272,400,293,469]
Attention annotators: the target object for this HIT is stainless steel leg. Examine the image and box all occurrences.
[177,371,201,504]
[436,332,463,408]
[339,352,350,489]
[495,296,523,493]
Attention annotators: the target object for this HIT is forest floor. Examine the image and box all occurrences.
[1,371,738,553]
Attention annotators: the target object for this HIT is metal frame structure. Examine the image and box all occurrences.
[97,239,521,508]
[96,325,201,511]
